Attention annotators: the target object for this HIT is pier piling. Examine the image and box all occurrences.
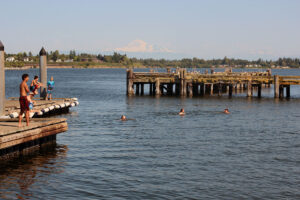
[274,75,279,98]
[127,69,134,96]
[39,47,47,99]
[286,85,290,98]
[155,79,161,96]
[247,81,252,97]
[0,41,4,116]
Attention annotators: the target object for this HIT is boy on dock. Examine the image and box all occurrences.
[46,76,55,100]
[18,74,30,127]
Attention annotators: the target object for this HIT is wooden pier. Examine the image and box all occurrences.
[0,118,67,160]
[126,68,300,98]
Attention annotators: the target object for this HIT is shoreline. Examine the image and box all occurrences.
[4,66,295,70]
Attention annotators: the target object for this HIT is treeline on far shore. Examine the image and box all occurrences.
[4,51,300,68]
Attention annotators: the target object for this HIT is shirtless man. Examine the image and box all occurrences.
[18,74,30,127]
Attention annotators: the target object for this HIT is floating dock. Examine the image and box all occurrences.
[1,98,79,119]
[126,68,300,98]
[0,118,67,160]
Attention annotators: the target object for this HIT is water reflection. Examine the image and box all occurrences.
[0,144,68,200]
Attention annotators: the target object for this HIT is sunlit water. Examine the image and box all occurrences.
[1,68,300,199]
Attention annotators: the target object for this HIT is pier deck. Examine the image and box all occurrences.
[0,118,68,159]
[126,68,300,98]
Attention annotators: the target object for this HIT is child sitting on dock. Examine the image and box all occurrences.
[19,74,30,127]
[46,76,55,100]
[179,108,185,116]
[27,89,38,111]
[30,75,42,92]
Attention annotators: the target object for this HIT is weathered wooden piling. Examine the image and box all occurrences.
[180,69,187,96]
[0,41,5,116]
[229,84,233,97]
[279,85,284,98]
[141,83,144,95]
[286,85,290,98]
[188,83,193,97]
[258,84,262,98]
[218,83,222,96]
[274,75,279,98]
[247,81,252,97]
[155,79,161,96]
[127,69,134,96]
[136,83,140,95]
[149,83,153,95]
[39,47,47,99]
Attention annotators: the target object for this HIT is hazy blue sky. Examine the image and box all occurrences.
[1,0,299,59]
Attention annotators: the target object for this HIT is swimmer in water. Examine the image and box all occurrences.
[223,108,230,114]
[179,108,185,116]
[121,115,127,121]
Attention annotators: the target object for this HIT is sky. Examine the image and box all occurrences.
[0,0,300,60]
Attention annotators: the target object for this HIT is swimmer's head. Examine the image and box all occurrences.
[121,115,126,120]
[180,108,185,113]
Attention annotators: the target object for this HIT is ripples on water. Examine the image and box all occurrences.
[0,68,300,199]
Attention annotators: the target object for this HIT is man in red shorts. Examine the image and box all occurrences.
[18,74,30,127]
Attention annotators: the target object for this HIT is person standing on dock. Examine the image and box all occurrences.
[46,76,55,100]
[18,74,30,127]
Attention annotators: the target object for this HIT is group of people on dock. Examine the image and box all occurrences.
[120,108,229,121]
[18,74,55,127]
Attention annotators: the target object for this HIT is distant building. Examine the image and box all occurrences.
[56,59,62,63]
[6,57,15,62]
[64,59,73,63]
[23,57,30,62]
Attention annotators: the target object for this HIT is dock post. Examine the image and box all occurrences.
[279,85,284,98]
[136,83,140,95]
[0,41,5,116]
[167,83,173,95]
[247,81,252,97]
[127,69,134,96]
[258,84,262,98]
[193,83,198,96]
[180,69,183,96]
[274,75,279,98]
[218,83,222,96]
[180,69,187,96]
[229,84,233,97]
[286,85,290,98]
[210,84,213,95]
[149,83,152,95]
[155,79,161,96]
[188,83,193,97]
[200,83,204,96]
[39,47,47,99]
[175,83,180,96]
[141,83,144,95]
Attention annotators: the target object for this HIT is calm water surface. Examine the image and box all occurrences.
[0,68,300,199]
